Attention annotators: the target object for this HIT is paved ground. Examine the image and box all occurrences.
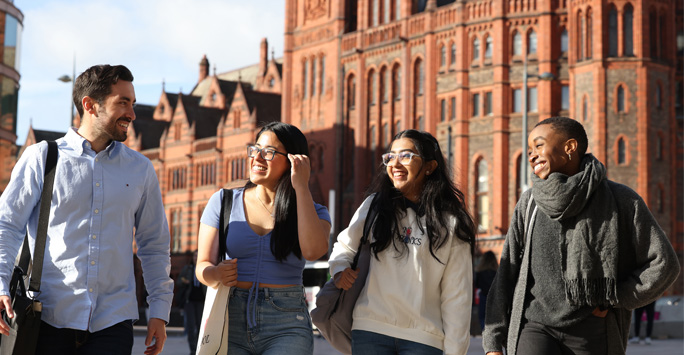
[133,328,683,355]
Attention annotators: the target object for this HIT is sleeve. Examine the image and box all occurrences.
[613,185,681,310]
[0,143,46,296]
[441,233,473,355]
[481,192,529,353]
[200,189,224,229]
[134,161,174,323]
[314,202,331,224]
[327,195,375,277]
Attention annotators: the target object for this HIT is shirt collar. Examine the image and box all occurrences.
[64,128,120,157]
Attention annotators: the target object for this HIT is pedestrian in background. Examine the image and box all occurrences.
[176,251,205,354]
[474,251,498,332]
[629,300,657,345]
[0,64,173,355]
[329,130,476,355]
[483,117,680,355]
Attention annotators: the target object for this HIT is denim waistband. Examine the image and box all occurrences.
[231,285,305,328]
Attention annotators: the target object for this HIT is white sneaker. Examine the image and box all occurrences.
[645,337,652,345]
[629,337,640,344]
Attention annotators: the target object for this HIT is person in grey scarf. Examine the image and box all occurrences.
[482,117,680,355]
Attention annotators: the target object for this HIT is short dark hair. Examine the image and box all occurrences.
[535,116,588,156]
[73,65,134,117]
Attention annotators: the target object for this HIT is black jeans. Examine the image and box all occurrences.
[633,301,656,338]
[517,315,607,355]
[35,319,134,355]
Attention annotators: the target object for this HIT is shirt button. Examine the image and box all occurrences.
[96,182,100,187]
[90,261,95,265]
[89,288,93,292]
[92,235,97,239]
[94,209,99,214]
[95,158,99,162]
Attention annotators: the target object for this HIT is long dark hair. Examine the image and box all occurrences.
[245,122,309,261]
[366,130,476,262]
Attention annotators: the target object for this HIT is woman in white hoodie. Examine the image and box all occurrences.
[329,130,476,355]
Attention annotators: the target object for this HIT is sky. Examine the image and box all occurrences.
[14,0,286,144]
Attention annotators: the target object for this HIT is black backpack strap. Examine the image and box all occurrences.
[28,140,58,292]
[351,194,380,269]
[218,188,234,262]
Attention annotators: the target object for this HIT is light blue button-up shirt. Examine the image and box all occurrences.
[0,128,173,332]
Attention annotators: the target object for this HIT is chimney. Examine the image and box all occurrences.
[259,38,268,75]
[426,0,437,10]
[199,55,209,83]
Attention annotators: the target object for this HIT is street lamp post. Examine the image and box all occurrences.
[58,55,76,128]
[520,54,554,193]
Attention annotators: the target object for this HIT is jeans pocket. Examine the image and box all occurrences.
[266,296,307,312]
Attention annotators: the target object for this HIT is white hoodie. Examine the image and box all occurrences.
[329,195,472,355]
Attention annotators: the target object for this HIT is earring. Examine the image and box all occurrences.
[426,171,430,175]
[568,153,572,161]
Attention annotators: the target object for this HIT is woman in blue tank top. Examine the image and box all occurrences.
[196,122,332,354]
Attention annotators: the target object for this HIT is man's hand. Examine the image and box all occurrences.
[0,295,13,336]
[486,352,503,355]
[144,318,167,355]
[592,306,608,318]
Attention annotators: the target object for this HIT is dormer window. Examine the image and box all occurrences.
[211,92,217,102]
[269,77,275,87]
[159,105,165,114]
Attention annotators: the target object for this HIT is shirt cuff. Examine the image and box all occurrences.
[147,300,171,324]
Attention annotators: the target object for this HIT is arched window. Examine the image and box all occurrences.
[560,28,568,55]
[369,70,377,105]
[485,34,493,59]
[382,67,390,103]
[582,96,588,121]
[450,97,456,120]
[578,9,584,60]
[617,85,625,112]
[473,37,480,61]
[311,58,317,96]
[302,60,308,98]
[414,58,424,95]
[440,99,446,122]
[608,6,618,57]
[513,31,522,56]
[586,8,593,59]
[320,55,326,94]
[475,158,489,232]
[528,30,537,55]
[623,5,634,56]
[417,115,424,130]
[650,10,658,59]
[347,75,356,110]
[617,137,626,164]
[384,0,390,23]
[382,123,389,148]
[450,42,457,65]
[440,44,447,67]
[371,0,379,27]
[395,0,401,20]
[392,64,401,100]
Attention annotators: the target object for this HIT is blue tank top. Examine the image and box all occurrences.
[200,188,331,285]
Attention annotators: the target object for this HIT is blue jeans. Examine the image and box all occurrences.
[351,330,443,355]
[227,286,313,355]
[517,316,607,355]
[35,319,134,355]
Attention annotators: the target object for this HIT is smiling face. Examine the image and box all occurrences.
[386,138,433,201]
[249,131,290,189]
[92,80,136,142]
[528,123,577,179]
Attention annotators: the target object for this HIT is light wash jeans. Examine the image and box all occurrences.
[227,286,313,355]
[351,329,443,355]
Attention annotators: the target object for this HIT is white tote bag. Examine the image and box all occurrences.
[196,284,230,355]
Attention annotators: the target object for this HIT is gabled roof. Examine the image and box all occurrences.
[132,104,169,150]
[33,129,66,142]
[191,57,283,98]
[165,92,179,111]
[242,88,281,123]
[186,105,224,140]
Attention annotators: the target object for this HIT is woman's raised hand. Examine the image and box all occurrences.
[288,154,311,191]
[333,268,359,290]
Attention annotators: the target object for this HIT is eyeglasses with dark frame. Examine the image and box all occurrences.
[381,151,421,166]
[247,145,288,161]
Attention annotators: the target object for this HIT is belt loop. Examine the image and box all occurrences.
[264,287,270,300]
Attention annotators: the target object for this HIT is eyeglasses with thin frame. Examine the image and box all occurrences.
[381,151,421,166]
[247,145,288,161]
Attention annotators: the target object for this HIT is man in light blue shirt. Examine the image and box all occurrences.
[0,65,173,355]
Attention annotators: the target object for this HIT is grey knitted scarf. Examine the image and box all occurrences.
[531,154,619,307]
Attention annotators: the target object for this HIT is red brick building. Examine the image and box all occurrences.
[11,0,683,294]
